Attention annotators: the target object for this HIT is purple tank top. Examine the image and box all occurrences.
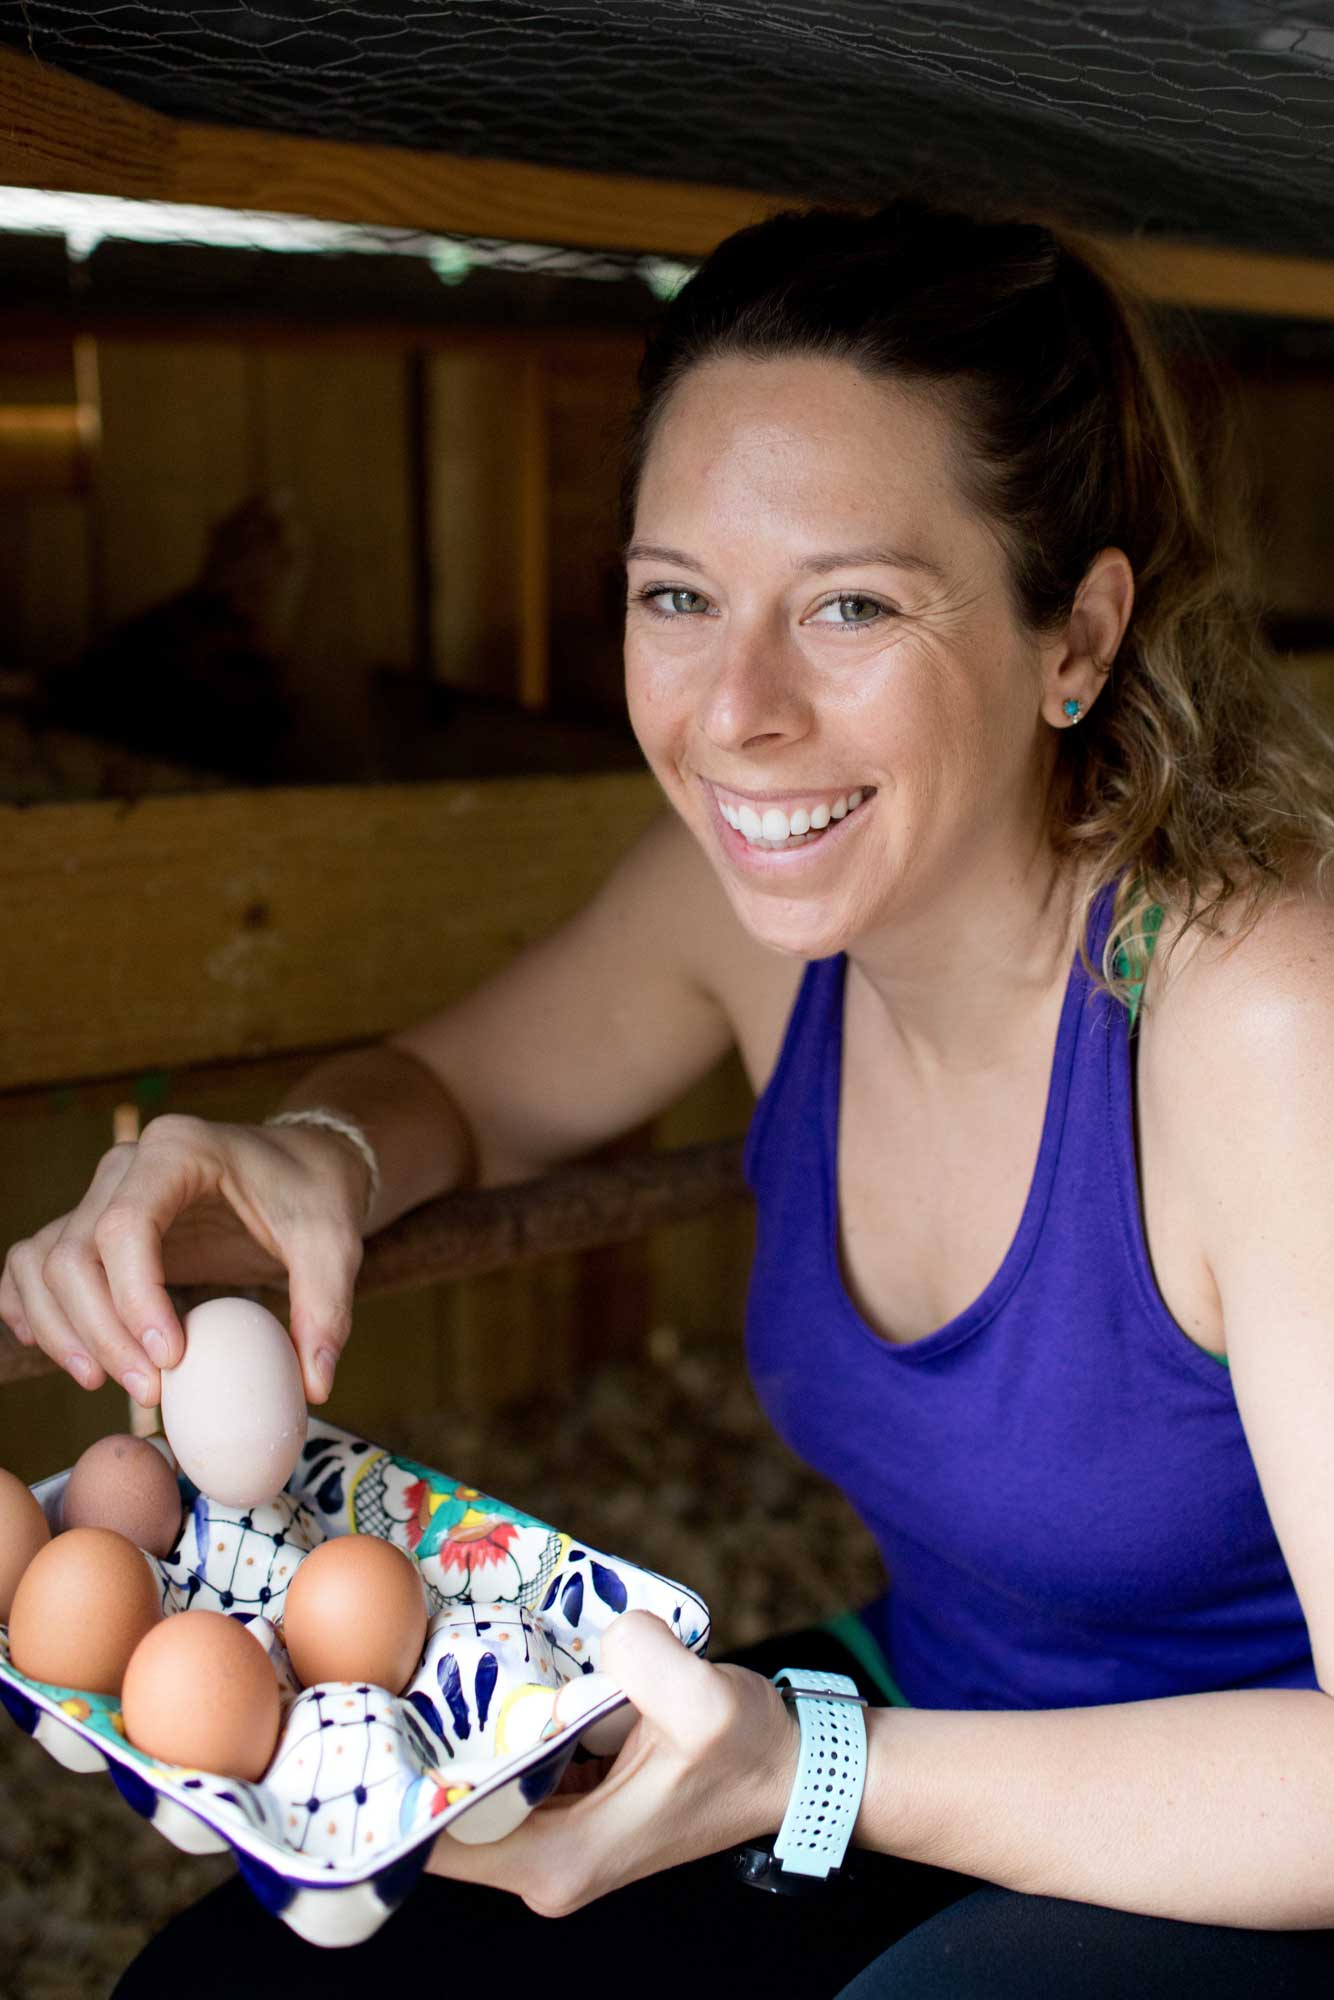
[744,881,1316,1710]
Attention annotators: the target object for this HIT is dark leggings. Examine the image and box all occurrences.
[112,1628,1334,2000]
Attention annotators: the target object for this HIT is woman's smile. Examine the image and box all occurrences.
[703,777,879,864]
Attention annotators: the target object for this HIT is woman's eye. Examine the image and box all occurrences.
[809,594,891,627]
[634,586,709,617]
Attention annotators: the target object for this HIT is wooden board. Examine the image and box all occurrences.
[1238,380,1334,624]
[516,350,551,711]
[252,345,418,741]
[0,773,662,1089]
[546,341,642,715]
[1,46,1332,321]
[425,346,524,695]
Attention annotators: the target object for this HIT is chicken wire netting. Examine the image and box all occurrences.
[1,3,1333,259]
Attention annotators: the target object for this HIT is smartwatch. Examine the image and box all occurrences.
[733,1667,868,1892]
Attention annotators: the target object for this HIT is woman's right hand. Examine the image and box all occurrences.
[0,1113,368,1408]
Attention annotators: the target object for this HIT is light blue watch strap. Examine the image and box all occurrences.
[771,1667,868,1879]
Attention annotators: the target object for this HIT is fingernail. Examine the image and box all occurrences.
[143,1327,170,1367]
[313,1345,339,1397]
[124,1368,152,1405]
[65,1352,95,1388]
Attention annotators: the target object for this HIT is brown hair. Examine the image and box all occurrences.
[620,201,1334,1000]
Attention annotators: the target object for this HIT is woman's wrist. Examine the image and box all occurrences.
[752,1670,805,1838]
[265,1108,381,1225]
[271,1044,473,1234]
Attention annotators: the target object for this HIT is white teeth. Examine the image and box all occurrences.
[719,788,872,845]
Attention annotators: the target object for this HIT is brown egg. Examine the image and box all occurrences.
[7,1527,161,1694]
[0,1467,51,1620]
[281,1536,427,1693]
[62,1434,183,1558]
[122,1610,281,1781]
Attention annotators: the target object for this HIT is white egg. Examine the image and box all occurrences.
[160,1298,308,1507]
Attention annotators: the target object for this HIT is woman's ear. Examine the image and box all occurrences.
[1041,547,1134,729]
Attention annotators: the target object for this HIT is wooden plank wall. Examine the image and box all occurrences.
[424,333,639,708]
[3,335,420,713]
[2,324,643,728]
[0,776,664,1087]
[425,346,525,700]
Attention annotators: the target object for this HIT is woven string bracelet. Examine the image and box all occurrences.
[265,1108,382,1225]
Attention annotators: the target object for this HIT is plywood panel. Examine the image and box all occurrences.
[93,341,254,630]
[0,773,661,1089]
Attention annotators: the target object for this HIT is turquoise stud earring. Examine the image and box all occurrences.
[1063,698,1084,723]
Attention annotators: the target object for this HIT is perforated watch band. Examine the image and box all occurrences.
[770,1667,868,1879]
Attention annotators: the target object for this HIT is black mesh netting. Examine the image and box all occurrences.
[1,3,1333,258]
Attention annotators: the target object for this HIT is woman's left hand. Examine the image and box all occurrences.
[423,1610,800,1916]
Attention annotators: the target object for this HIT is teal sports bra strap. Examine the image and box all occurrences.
[1117,900,1164,1032]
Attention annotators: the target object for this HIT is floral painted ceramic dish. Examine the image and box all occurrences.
[0,1418,711,1948]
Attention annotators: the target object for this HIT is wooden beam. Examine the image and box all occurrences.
[0,43,769,258]
[0,402,94,492]
[358,1137,748,1297]
[0,1137,751,1389]
[3,44,1333,321]
[0,774,662,1091]
[1099,238,1334,324]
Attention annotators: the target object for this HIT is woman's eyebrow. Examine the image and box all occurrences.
[622,540,945,580]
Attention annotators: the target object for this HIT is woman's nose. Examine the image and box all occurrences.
[697,619,809,753]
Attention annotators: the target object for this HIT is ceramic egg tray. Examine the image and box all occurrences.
[0,1418,711,1948]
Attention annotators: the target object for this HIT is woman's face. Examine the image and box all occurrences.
[624,354,1059,960]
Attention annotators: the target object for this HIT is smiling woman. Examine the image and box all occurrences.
[621,350,1134,966]
[11,198,1334,1999]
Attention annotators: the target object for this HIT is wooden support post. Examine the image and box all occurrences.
[110,1102,160,1438]
[517,350,550,711]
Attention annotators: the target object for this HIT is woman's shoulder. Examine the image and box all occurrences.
[1138,869,1334,1136]
[1145,871,1334,1035]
